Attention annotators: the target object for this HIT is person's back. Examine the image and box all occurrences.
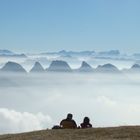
[60,113,77,129]
[80,117,92,128]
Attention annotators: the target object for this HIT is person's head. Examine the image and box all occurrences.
[83,117,90,124]
[66,113,73,120]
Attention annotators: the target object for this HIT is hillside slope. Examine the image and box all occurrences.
[0,126,140,140]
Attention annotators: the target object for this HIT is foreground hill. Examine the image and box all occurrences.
[1,126,140,140]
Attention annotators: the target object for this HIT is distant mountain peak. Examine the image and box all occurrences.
[99,50,120,55]
[47,60,72,72]
[0,49,15,55]
[30,62,45,73]
[78,61,93,72]
[99,63,117,68]
[131,64,140,69]
[0,49,27,58]
[81,61,92,68]
[1,61,26,73]
[96,63,119,73]
[59,50,67,53]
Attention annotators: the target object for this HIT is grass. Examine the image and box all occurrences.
[0,126,140,140]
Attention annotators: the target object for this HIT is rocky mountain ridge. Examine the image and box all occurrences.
[0,60,140,73]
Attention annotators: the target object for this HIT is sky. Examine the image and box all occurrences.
[0,0,140,53]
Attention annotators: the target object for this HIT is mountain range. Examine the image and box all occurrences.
[40,50,122,59]
[0,60,140,74]
[1,49,140,61]
[0,49,27,58]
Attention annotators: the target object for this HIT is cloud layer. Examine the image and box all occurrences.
[0,73,140,134]
[0,108,52,134]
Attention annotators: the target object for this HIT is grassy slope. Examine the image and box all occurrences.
[0,126,140,140]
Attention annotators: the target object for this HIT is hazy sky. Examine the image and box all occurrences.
[0,0,140,53]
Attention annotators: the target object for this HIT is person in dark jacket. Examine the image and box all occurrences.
[80,117,92,128]
[60,113,77,129]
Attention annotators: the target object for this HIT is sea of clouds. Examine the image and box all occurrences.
[0,54,140,134]
[0,73,140,134]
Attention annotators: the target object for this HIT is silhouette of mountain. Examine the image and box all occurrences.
[59,50,95,56]
[0,50,27,58]
[30,62,45,73]
[0,49,14,55]
[78,61,94,72]
[131,64,140,69]
[39,49,140,61]
[13,54,27,58]
[0,53,27,58]
[1,61,26,73]
[96,63,120,73]
[1,60,139,74]
[122,64,140,73]
[129,64,140,72]
[47,60,72,72]
[41,50,95,56]
[98,50,120,56]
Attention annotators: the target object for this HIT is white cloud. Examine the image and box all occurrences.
[96,96,117,106]
[0,108,52,134]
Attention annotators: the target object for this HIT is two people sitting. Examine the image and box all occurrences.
[60,113,92,129]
